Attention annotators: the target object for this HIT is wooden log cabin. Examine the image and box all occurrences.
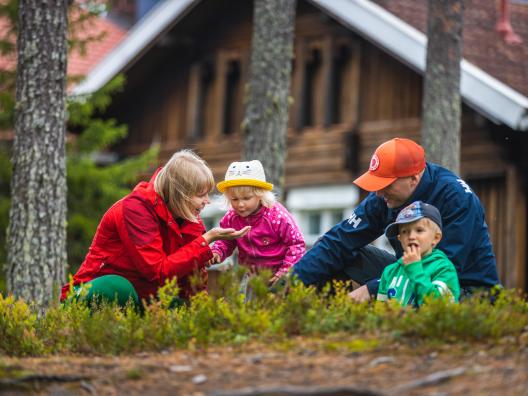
[74,0,528,290]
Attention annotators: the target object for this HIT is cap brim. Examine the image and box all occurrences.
[353,171,397,192]
[384,216,425,238]
[217,179,273,193]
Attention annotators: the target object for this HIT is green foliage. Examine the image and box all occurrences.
[0,77,158,286]
[0,293,44,356]
[66,77,158,270]
[0,1,156,287]
[0,275,527,357]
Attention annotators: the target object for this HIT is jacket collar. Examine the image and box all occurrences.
[132,168,205,234]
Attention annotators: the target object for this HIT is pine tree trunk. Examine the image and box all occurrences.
[243,0,296,199]
[421,0,463,174]
[7,0,68,309]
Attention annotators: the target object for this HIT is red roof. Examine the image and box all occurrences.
[372,0,528,97]
[68,15,127,78]
[0,14,126,80]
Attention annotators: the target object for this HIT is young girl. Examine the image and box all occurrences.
[61,149,249,307]
[211,160,305,283]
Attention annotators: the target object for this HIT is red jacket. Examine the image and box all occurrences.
[61,171,212,301]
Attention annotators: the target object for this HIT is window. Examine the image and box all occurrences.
[329,44,352,124]
[222,60,241,135]
[287,185,359,247]
[296,209,346,247]
[192,61,214,140]
[301,48,322,128]
[307,212,322,235]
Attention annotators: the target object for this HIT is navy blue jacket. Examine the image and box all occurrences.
[293,163,500,289]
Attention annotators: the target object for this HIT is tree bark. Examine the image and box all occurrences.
[243,0,296,199]
[7,0,68,309]
[421,0,463,174]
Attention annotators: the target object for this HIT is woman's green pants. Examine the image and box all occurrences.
[73,275,140,309]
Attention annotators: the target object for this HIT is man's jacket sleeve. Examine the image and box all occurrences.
[292,194,386,287]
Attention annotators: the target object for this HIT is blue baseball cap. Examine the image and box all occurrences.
[385,201,442,238]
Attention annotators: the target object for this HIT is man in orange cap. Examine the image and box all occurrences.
[292,137,500,301]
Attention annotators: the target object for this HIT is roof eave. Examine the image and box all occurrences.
[72,0,528,131]
[309,0,528,131]
[71,0,200,97]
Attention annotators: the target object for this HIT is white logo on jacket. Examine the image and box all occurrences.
[347,212,362,228]
[457,179,473,193]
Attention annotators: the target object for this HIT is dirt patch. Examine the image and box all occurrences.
[1,342,527,396]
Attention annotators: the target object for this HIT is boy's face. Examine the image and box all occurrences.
[227,191,261,217]
[397,218,441,258]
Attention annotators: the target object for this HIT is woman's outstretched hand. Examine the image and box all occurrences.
[203,226,251,244]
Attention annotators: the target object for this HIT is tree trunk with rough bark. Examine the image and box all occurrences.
[7,0,68,309]
[243,0,296,199]
[421,0,463,174]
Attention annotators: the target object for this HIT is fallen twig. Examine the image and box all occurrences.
[0,373,90,388]
[391,367,467,393]
[209,385,385,396]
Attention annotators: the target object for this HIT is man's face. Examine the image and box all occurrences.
[375,176,418,208]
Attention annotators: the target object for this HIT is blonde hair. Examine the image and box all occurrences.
[224,185,276,208]
[401,217,441,237]
[422,217,442,236]
[154,149,214,222]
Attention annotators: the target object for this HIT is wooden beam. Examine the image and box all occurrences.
[186,62,202,140]
[321,35,335,127]
[505,165,527,290]
[208,51,228,141]
[291,37,306,131]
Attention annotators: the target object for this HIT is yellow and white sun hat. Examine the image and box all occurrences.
[216,160,274,193]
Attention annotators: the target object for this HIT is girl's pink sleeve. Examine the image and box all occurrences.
[210,213,237,261]
[276,209,306,276]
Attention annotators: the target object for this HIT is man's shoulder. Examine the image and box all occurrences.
[427,164,477,201]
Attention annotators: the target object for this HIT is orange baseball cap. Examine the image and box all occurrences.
[353,138,426,192]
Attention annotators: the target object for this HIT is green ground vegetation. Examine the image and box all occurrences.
[0,271,526,357]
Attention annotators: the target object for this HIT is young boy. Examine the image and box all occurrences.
[377,201,460,306]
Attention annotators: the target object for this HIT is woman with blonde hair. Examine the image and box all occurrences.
[61,150,249,308]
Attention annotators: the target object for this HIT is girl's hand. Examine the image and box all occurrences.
[402,244,421,265]
[203,226,251,243]
[208,253,221,266]
[269,273,281,286]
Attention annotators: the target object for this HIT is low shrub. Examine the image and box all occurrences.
[0,275,526,357]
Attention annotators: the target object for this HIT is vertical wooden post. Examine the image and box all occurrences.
[321,35,334,127]
[210,51,228,141]
[291,37,306,131]
[505,165,526,290]
[186,62,202,140]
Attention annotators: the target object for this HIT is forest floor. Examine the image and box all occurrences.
[1,339,527,396]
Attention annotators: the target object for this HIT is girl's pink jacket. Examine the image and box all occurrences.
[211,202,305,276]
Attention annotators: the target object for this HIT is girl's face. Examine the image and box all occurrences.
[397,218,441,257]
[228,191,261,217]
[189,191,210,218]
